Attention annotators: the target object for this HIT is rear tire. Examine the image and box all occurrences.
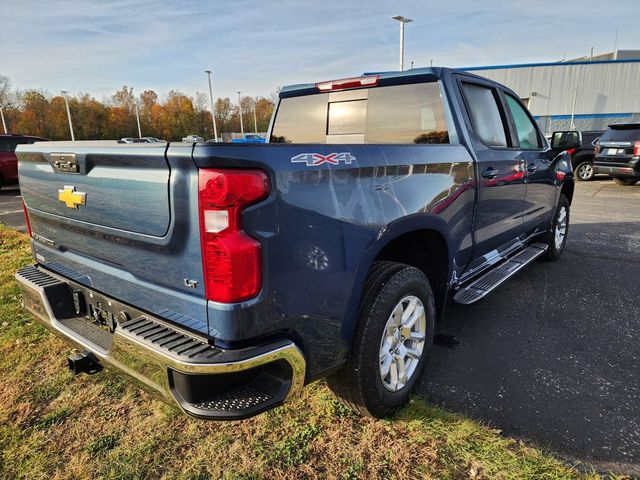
[327,261,435,418]
[544,194,570,261]
[612,177,638,186]
[574,161,594,181]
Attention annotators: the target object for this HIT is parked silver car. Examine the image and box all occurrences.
[182,134,204,142]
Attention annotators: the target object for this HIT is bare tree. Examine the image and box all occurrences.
[0,74,13,107]
[112,85,136,113]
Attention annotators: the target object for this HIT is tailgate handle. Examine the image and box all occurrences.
[51,154,79,173]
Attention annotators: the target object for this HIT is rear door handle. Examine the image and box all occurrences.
[482,167,499,179]
[527,163,538,173]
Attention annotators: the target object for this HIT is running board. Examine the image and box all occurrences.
[454,242,548,305]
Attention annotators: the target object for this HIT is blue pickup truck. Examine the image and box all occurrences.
[231,134,266,143]
[15,68,575,420]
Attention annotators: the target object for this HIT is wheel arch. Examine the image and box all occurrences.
[561,179,575,205]
[342,215,453,345]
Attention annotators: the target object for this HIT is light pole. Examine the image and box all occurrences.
[204,70,218,142]
[252,105,258,133]
[60,91,75,141]
[0,107,7,134]
[569,84,579,130]
[134,101,142,138]
[237,91,244,134]
[391,15,413,71]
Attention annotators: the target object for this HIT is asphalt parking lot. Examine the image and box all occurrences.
[2,179,639,474]
[420,178,640,475]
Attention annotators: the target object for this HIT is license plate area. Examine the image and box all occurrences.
[51,277,149,353]
[78,290,119,334]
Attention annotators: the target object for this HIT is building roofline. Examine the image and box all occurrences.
[460,58,640,71]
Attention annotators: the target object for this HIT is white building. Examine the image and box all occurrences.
[462,52,640,133]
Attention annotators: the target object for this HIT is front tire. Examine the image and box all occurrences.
[327,261,435,418]
[574,161,595,181]
[544,194,570,261]
[613,177,639,186]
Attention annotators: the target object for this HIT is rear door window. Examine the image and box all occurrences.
[271,82,449,144]
[461,83,508,148]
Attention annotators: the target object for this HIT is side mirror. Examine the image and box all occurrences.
[551,131,581,150]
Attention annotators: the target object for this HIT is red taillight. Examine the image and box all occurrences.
[316,75,379,91]
[634,141,640,157]
[565,148,576,155]
[22,200,32,237]
[198,169,269,303]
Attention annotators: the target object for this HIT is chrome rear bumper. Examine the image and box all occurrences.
[15,265,306,420]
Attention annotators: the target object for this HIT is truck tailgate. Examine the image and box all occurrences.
[16,141,209,335]
[18,142,171,236]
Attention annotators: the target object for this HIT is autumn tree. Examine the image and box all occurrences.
[254,97,274,132]
[160,90,198,140]
[138,90,159,137]
[15,90,49,138]
[47,96,72,139]
[214,97,234,133]
[0,75,276,141]
[75,94,109,140]
[139,90,158,113]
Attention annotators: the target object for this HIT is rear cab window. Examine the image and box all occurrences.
[271,82,451,145]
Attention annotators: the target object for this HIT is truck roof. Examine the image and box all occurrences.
[280,67,449,98]
[279,67,502,99]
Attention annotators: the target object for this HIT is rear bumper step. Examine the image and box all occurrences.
[454,242,547,305]
[15,265,306,420]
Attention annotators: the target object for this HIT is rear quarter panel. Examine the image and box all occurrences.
[193,143,476,375]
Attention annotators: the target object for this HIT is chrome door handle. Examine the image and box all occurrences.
[482,167,499,179]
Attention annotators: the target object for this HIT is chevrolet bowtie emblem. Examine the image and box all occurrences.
[58,185,86,209]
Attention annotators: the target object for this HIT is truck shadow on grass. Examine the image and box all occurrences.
[417,222,640,476]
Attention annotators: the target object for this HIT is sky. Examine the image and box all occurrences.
[1,0,637,103]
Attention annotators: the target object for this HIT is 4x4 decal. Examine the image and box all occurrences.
[291,152,355,166]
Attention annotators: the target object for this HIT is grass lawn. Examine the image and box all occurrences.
[0,224,610,479]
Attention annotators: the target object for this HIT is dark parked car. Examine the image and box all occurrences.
[593,123,640,186]
[0,134,48,190]
[550,130,603,181]
[15,68,574,420]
